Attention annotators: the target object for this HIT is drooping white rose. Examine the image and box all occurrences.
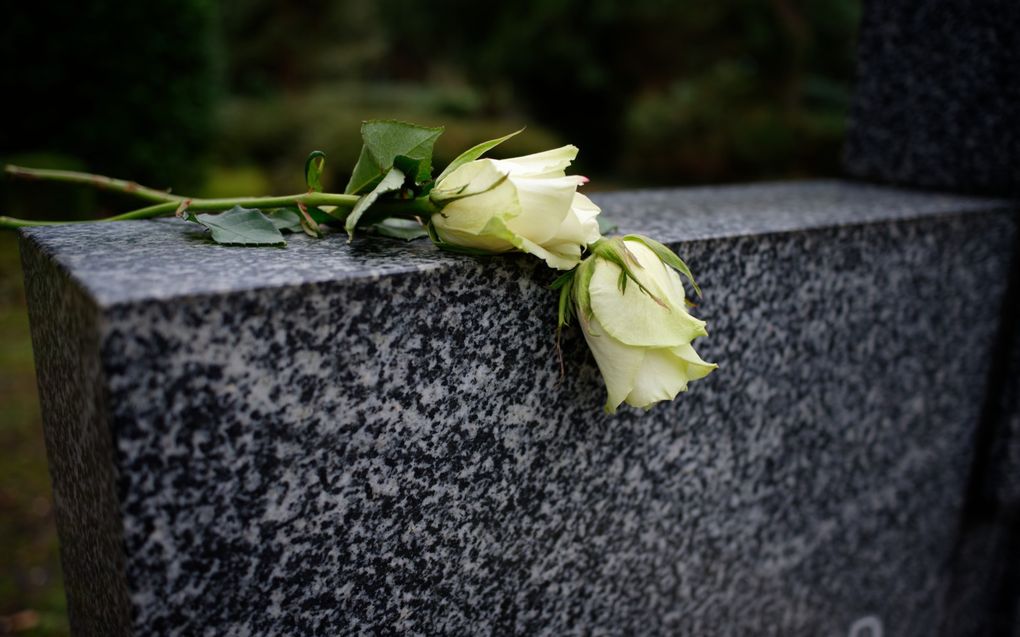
[567,236,717,413]
[429,145,601,270]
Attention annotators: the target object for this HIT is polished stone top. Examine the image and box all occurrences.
[20,180,1012,307]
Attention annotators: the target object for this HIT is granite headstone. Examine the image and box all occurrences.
[20,181,1018,635]
[843,2,1020,631]
[843,0,1020,195]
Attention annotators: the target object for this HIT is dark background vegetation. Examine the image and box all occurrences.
[0,1,860,633]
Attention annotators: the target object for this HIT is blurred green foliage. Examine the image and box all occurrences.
[209,85,561,195]
[381,0,860,183]
[2,0,860,200]
[207,0,859,194]
[1,1,218,191]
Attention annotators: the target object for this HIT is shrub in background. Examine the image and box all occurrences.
[1,1,218,191]
[380,0,860,184]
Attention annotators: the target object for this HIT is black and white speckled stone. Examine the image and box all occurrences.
[19,181,1019,635]
[843,0,1020,195]
[21,243,132,633]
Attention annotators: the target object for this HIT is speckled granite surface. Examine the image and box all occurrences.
[843,0,1020,195]
[28,180,1010,306]
[19,181,1019,635]
[21,244,131,634]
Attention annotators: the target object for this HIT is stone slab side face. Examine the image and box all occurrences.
[843,0,1020,195]
[20,181,1018,636]
[20,241,132,634]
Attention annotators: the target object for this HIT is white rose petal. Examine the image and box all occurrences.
[588,243,707,348]
[430,145,601,269]
[578,237,717,413]
[580,313,645,410]
[493,145,578,178]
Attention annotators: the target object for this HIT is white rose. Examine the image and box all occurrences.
[569,236,717,413]
[429,145,601,270]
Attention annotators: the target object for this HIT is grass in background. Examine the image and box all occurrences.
[0,233,68,636]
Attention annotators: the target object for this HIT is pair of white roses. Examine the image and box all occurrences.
[428,146,716,412]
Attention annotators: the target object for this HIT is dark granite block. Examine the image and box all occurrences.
[993,296,1020,510]
[19,181,1019,635]
[843,0,1020,195]
[940,246,1020,636]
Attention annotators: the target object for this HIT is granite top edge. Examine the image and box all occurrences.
[18,230,106,313]
[594,178,1017,242]
[18,179,1018,307]
[17,226,469,310]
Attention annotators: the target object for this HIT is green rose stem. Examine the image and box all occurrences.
[5,165,189,204]
[0,165,436,229]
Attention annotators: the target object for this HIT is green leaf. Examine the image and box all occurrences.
[435,128,523,184]
[304,150,326,192]
[192,206,286,246]
[267,208,302,232]
[367,218,428,241]
[306,205,336,225]
[553,270,576,329]
[558,282,574,328]
[548,269,575,290]
[392,155,422,183]
[345,147,378,196]
[344,120,443,194]
[345,167,405,240]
